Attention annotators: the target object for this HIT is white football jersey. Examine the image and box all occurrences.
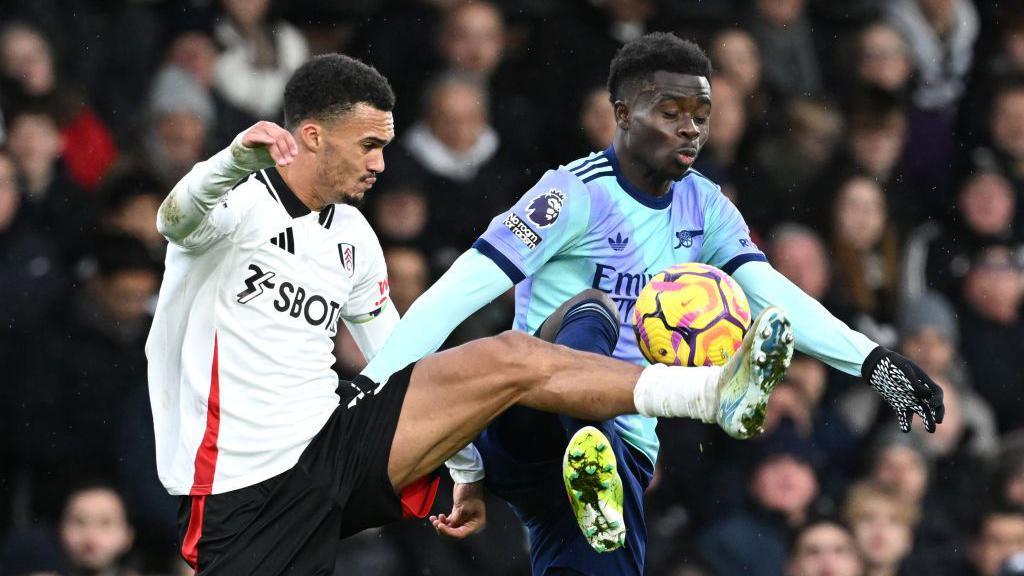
[146,167,390,496]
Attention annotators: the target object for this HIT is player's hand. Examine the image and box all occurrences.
[235,121,298,167]
[862,346,945,433]
[429,481,486,540]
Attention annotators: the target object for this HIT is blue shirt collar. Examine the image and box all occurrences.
[604,144,675,210]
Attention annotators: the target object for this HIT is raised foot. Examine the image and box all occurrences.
[562,426,626,553]
[716,306,795,440]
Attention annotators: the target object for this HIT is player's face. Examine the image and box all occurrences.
[317,103,394,206]
[620,71,710,181]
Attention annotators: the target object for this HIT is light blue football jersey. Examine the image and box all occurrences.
[473,145,766,463]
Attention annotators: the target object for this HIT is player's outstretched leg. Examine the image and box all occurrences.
[714,305,794,438]
[386,330,643,492]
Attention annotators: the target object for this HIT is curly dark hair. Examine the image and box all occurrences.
[607,32,713,102]
[283,53,395,129]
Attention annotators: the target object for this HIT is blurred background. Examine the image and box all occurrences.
[2,0,1024,574]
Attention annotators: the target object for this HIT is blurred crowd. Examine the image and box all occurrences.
[2,0,1024,574]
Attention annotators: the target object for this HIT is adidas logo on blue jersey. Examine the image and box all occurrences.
[608,232,629,251]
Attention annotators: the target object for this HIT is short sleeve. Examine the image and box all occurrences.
[341,219,390,321]
[698,183,766,274]
[473,169,590,283]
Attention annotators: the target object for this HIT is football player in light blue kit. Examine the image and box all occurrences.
[362,33,944,575]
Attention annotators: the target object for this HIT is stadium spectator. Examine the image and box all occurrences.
[436,2,542,169]
[164,28,257,151]
[0,148,65,531]
[767,224,832,302]
[993,12,1024,81]
[693,75,748,203]
[884,0,979,112]
[746,99,843,230]
[59,484,137,576]
[995,438,1024,510]
[747,0,823,99]
[59,234,158,482]
[212,0,308,119]
[959,244,1024,432]
[986,80,1024,223]
[885,0,979,203]
[5,104,96,269]
[370,184,430,248]
[710,28,771,132]
[97,168,167,260]
[436,1,504,79]
[867,434,965,573]
[385,246,429,316]
[832,91,917,228]
[828,175,902,349]
[896,293,961,380]
[965,508,1024,576]
[853,22,914,96]
[842,482,918,576]
[786,518,864,576]
[576,87,616,156]
[700,426,822,576]
[145,65,213,190]
[386,72,523,266]
[0,21,117,191]
[902,167,1018,303]
[774,355,858,492]
[528,0,656,158]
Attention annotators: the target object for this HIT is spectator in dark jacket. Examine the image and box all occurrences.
[959,244,1024,432]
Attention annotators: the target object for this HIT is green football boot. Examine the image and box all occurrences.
[716,305,795,439]
[562,425,626,553]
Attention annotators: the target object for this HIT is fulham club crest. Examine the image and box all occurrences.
[338,243,356,277]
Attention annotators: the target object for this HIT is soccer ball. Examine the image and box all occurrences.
[633,263,752,367]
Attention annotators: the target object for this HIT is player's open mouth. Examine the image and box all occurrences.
[362,176,377,188]
[676,149,697,163]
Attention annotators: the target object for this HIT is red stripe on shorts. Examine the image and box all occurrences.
[181,495,206,567]
[401,474,440,518]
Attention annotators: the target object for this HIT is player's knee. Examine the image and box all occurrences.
[572,288,620,325]
[489,330,549,384]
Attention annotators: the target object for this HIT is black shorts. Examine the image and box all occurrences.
[176,364,439,574]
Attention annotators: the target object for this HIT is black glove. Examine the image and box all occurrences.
[862,346,945,433]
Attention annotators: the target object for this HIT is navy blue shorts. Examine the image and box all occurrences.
[475,407,654,575]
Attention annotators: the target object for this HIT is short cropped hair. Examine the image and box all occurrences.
[607,32,713,102]
[842,482,921,527]
[283,53,395,130]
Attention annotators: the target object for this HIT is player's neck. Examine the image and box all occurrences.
[274,163,327,212]
[611,138,672,198]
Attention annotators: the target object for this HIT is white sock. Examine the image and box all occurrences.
[633,364,722,422]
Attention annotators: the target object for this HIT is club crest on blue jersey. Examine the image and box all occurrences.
[526,188,565,228]
[674,229,704,249]
[338,243,356,277]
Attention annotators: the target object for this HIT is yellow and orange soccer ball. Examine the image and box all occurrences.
[633,263,752,367]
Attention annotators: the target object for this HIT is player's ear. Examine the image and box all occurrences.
[298,122,321,151]
[614,100,630,131]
